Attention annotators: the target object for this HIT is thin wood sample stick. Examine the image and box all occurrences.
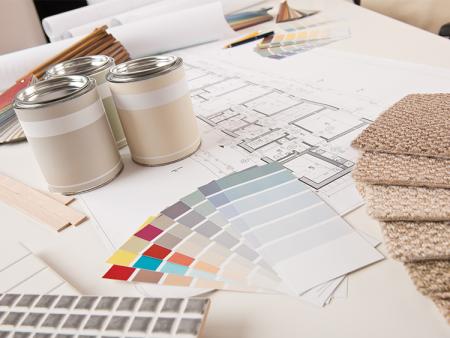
[42,191,75,205]
[71,34,114,58]
[115,53,131,64]
[113,50,129,63]
[0,175,86,231]
[99,41,122,56]
[85,35,116,56]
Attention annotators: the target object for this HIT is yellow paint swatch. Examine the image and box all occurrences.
[107,249,137,266]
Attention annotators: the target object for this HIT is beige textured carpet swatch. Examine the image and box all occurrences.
[353,152,450,188]
[432,297,450,324]
[381,221,450,262]
[352,93,450,158]
[405,260,450,296]
[406,261,450,324]
[357,183,450,221]
[432,291,450,300]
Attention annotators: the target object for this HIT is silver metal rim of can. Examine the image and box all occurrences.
[14,75,96,109]
[44,55,115,79]
[106,55,183,83]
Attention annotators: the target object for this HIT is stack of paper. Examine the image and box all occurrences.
[103,162,383,304]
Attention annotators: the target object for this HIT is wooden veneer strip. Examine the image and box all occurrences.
[42,191,75,205]
[0,175,86,231]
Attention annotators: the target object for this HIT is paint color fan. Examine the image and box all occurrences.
[255,26,351,59]
[276,0,319,23]
[103,163,383,298]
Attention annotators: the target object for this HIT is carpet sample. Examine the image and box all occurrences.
[406,261,450,324]
[352,93,450,158]
[404,260,450,296]
[357,183,450,221]
[432,297,450,324]
[381,221,450,262]
[352,152,450,188]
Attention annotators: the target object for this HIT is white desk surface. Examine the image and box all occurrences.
[1,1,449,337]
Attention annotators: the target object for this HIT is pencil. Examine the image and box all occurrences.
[225,31,274,48]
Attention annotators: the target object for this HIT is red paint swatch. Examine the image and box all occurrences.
[169,252,194,266]
[143,244,171,259]
[135,224,163,241]
[103,265,135,280]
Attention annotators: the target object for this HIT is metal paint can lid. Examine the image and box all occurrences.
[106,55,183,83]
[14,75,95,109]
[44,55,114,78]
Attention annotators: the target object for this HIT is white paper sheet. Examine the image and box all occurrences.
[0,39,74,91]
[109,2,235,58]
[42,0,161,41]
[299,229,381,306]
[87,0,110,4]
[0,241,79,295]
[67,0,264,38]
[299,277,344,307]
[65,0,212,38]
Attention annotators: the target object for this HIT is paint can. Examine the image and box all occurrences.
[106,55,201,166]
[45,55,127,149]
[14,75,123,194]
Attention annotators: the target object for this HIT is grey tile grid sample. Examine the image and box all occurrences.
[0,293,210,338]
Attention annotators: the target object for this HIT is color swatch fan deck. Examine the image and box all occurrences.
[104,163,383,300]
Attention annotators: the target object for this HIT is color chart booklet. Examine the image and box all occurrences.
[101,163,383,297]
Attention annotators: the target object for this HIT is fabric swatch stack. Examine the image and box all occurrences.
[351,93,450,323]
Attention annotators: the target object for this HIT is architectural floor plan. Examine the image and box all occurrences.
[182,56,383,214]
